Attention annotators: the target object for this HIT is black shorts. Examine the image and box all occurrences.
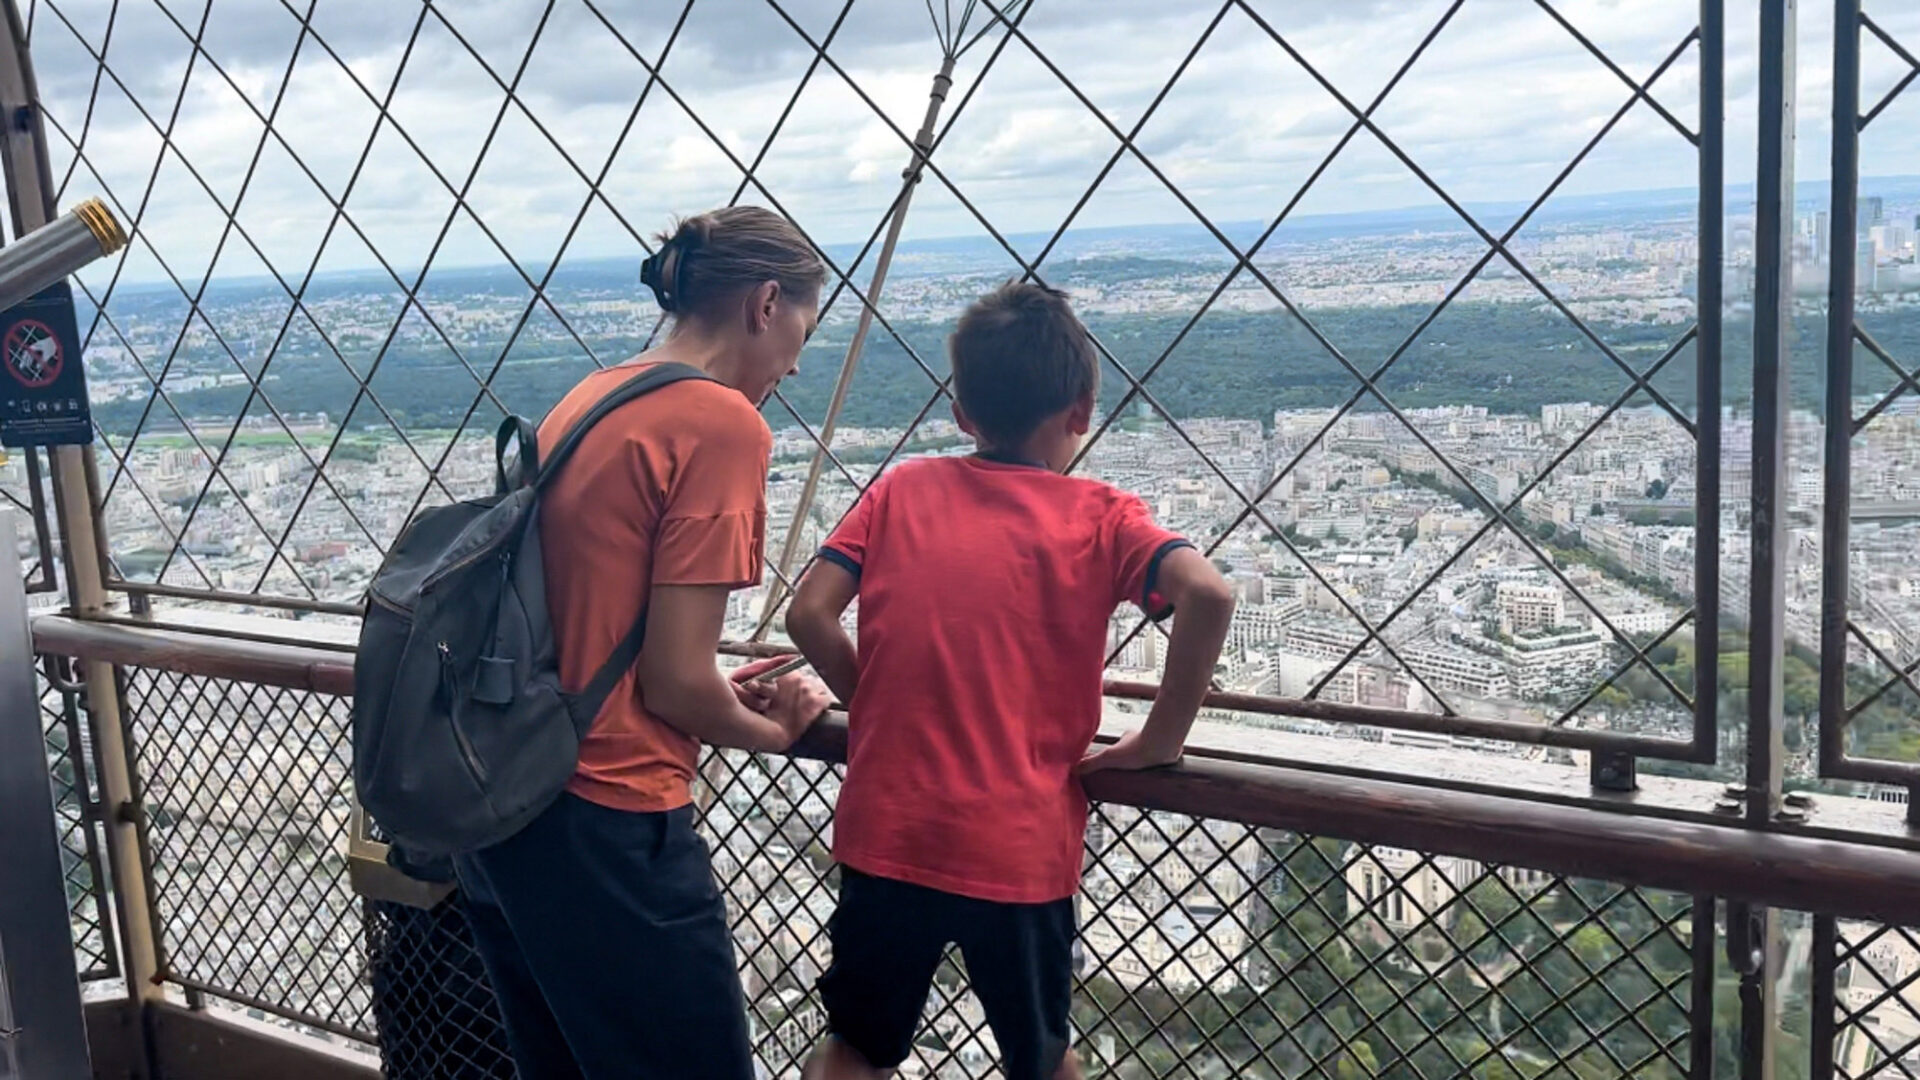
[818,867,1075,1080]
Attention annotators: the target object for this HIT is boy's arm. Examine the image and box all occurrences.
[1080,547,1234,773]
[787,559,861,705]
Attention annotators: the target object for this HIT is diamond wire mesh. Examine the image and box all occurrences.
[16,0,1719,750]
[121,665,370,1032]
[1828,922,1920,1079]
[1826,4,1920,774]
[706,745,1705,1079]
[34,654,118,981]
[365,895,516,1079]
[95,661,1705,1077]
[0,444,59,593]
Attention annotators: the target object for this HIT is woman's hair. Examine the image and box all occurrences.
[640,206,825,319]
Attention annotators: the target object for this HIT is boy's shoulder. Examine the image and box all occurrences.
[881,455,1147,507]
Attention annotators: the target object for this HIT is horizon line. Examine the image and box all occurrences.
[96,172,1920,295]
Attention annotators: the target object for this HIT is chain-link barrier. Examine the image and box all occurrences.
[34,653,118,982]
[1819,918,1920,1079]
[66,660,1714,1077]
[0,444,59,594]
[14,0,1728,759]
[1819,0,1920,796]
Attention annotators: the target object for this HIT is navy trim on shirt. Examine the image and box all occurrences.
[816,545,862,581]
[972,449,1051,470]
[1141,538,1195,621]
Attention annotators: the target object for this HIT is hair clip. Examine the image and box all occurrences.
[640,251,673,311]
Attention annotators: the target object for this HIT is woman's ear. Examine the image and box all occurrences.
[951,400,977,437]
[747,280,780,334]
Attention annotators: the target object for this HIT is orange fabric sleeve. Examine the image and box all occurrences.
[651,400,771,588]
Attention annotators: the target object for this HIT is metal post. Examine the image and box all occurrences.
[1744,0,1796,1074]
[1688,896,1717,1079]
[0,0,161,1012]
[1808,914,1837,1080]
[1693,0,1724,765]
[754,55,957,640]
[0,509,93,1080]
[1818,0,1860,787]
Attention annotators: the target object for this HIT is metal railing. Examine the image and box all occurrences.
[32,615,1920,1079]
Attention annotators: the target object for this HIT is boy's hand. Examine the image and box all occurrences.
[1077,730,1183,775]
[729,655,793,713]
[765,673,832,748]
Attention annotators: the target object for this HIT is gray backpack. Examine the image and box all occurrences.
[352,362,714,856]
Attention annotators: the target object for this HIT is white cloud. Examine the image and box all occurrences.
[14,0,1916,285]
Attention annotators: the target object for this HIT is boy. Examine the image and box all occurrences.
[788,282,1236,1080]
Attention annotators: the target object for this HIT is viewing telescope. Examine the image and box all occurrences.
[0,197,127,314]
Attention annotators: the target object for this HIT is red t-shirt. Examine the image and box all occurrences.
[820,454,1189,903]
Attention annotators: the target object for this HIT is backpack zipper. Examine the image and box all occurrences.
[421,534,508,596]
[439,641,489,783]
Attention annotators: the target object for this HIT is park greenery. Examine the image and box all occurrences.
[87,297,1920,440]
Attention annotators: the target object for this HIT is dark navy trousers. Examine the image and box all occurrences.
[455,795,755,1080]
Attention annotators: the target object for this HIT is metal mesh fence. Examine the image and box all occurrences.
[1823,920,1920,1079]
[33,652,117,981]
[121,665,368,1033]
[365,895,516,1080]
[1819,0,1920,787]
[15,0,1725,757]
[90,660,1713,1078]
[32,653,117,980]
[0,444,59,593]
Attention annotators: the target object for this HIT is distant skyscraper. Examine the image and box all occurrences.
[1814,211,1829,259]
[1858,196,1884,235]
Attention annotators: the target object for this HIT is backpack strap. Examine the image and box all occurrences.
[536,362,714,492]
[567,606,651,731]
[541,361,721,728]
[494,415,539,494]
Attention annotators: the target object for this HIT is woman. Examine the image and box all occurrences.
[456,206,833,1079]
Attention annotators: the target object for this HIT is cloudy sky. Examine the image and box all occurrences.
[16,0,1920,287]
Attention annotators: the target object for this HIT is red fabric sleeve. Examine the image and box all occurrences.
[1105,491,1190,618]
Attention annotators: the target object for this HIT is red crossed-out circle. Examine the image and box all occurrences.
[4,318,62,389]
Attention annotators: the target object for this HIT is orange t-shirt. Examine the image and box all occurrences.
[537,363,770,813]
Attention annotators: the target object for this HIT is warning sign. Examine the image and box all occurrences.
[0,282,90,448]
[6,318,63,389]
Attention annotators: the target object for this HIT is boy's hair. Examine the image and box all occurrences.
[948,281,1099,448]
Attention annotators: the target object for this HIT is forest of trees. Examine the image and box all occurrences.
[87,300,1920,439]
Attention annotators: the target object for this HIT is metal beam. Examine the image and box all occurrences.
[0,0,162,1016]
[0,510,92,1080]
[755,55,958,641]
[1745,0,1797,1072]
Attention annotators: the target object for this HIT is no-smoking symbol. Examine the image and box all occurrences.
[4,318,62,389]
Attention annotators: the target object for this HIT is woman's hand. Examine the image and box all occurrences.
[728,655,792,713]
[763,673,832,748]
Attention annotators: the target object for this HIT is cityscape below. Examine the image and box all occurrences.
[14,177,1918,783]
[13,176,1920,1077]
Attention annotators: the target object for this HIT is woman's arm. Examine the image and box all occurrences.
[638,583,826,752]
